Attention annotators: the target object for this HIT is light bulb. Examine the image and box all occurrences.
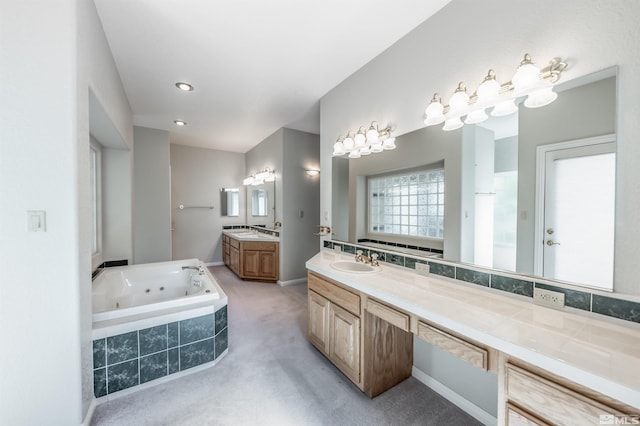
[343,133,354,152]
[382,137,396,150]
[424,94,445,126]
[491,99,519,116]
[359,146,371,156]
[243,176,254,186]
[370,142,383,153]
[348,150,361,159]
[524,87,558,108]
[449,83,469,111]
[476,70,500,103]
[443,117,463,131]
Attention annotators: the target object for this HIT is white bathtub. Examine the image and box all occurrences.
[92,259,229,399]
[92,259,225,323]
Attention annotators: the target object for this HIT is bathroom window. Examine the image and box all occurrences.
[368,168,444,239]
[90,140,102,261]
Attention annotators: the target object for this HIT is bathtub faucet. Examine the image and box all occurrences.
[182,265,206,275]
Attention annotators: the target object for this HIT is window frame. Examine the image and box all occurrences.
[90,139,103,269]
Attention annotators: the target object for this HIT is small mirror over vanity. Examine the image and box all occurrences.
[220,188,239,217]
[331,69,623,295]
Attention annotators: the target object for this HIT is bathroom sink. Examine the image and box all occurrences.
[330,260,380,273]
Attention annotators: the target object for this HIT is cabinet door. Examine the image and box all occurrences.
[329,303,360,383]
[308,290,330,354]
[259,251,277,279]
[230,247,240,274]
[506,403,550,426]
[243,250,260,277]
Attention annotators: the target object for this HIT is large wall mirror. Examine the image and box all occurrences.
[331,69,620,293]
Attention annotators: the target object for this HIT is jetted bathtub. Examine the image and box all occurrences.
[92,259,228,400]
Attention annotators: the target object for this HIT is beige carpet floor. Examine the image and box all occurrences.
[91,265,480,426]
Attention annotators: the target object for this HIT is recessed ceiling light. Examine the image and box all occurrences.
[175,82,194,91]
[173,120,188,126]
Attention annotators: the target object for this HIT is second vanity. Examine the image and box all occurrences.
[223,229,279,282]
[306,250,640,425]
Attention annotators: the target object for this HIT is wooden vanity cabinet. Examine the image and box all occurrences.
[307,272,413,397]
[223,234,279,282]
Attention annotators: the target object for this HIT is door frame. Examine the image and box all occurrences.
[533,133,616,277]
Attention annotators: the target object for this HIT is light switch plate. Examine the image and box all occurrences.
[27,210,46,232]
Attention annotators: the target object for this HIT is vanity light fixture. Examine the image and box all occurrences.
[243,168,275,186]
[423,54,568,131]
[173,119,188,126]
[305,169,320,176]
[175,82,194,91]
[332,121,396,159]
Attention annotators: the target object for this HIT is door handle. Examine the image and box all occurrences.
[546,239,560,246]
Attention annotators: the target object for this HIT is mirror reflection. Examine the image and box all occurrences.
[331,71,618,292]
[251,189,268,216]
[220,188,239,217]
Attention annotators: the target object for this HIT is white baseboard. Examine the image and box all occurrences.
[81,398,96,426]
[205,261,224,267]
[412,367,497,426]
[278,277,307,287]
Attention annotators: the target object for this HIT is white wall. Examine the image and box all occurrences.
[246,129,283,227]
[320,0,640,296]
[133,126,172,264]
[170,144,245,263]
[102,147,133,263]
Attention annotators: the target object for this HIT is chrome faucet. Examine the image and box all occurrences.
[182,265,206,275]
[355,250,379,267]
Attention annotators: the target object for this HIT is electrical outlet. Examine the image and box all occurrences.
[333,245,342,253]
[415,262,430,276]
[533,287,565,308]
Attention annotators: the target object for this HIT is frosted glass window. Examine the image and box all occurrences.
[369,169,444,239]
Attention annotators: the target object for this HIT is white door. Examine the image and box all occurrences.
[541,140,615,290]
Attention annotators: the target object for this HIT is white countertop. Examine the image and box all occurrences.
[223,229,279,242]
[306,250,640,409]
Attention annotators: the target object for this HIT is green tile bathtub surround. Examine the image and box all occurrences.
[456,267,490,287]
[93,338,106,369]
[180,314,214,345]
[168,347,180,374]
[180,338,215,370]
[535,283,591,311]
[592,295,640,323]
[215,306,228,334]
[140,352,168,384]
[94,368,107,398]
[139,324,168,356]
[107,359,139,393]
[107,331,139,365]
[215,328,228,359]
[428,262,455,278]
[168,322,179,348]
[385,253,405,267]
[491,275,534,297]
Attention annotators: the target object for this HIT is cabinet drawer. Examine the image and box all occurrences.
[366,299,409,331]
[243,241,277,251]
[229,238,240,249]
[417,321,487,370]
[506,403,550,426]
[505,363,618,425]
[308,273,360,316]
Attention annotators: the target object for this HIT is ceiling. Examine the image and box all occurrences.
[94,0,451,153]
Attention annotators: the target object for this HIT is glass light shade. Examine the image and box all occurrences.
[251,178,264,185]
[382,137,396,150]
[354,129,366,147]
[464,108,489,124]
[243,176,254,185]
[348,150,361,159]
[524,87,558,108]
[264,172,275,182]
[370,142,383,153]
[449,88,469,111]
[476,78,500,102]
[343,135,354,152]
[442,117,463,131]
[366,123,379,142]
[491,99,519,117]
[359,146,371,156]
[332,141,345,156]
[512,58,541,92]
[424,100,445,125]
